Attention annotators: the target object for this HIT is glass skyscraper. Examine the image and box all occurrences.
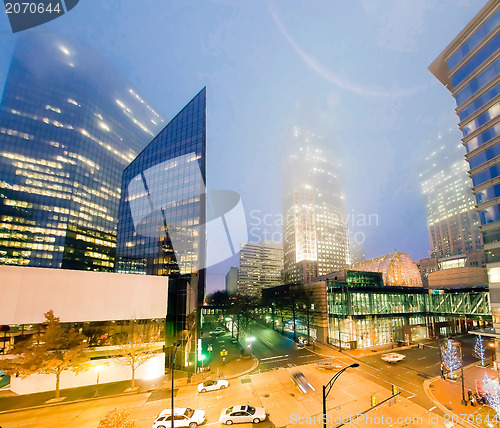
[116,88,206,365]
[0,33,163,271]
[429,0,499,330]
[283,125,349,284]
[420,128,482,258]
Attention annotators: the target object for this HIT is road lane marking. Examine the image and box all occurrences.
[259,337,275,348]
[261,354,289,361]
[407,393,417,399]
[418,357,427,360]
[429,406,436,411]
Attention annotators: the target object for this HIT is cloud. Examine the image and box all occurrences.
[268,2,427,98]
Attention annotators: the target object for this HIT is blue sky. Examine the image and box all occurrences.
[0,0,487,292]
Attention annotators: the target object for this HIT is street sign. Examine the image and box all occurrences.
[220,349,228,356]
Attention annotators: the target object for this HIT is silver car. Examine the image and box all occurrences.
[219,405,267,425]
[291,372,315,393]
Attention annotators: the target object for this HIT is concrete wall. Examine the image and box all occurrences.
[8,353,165,395]
[0,265,168,324]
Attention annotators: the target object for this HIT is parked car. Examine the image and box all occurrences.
[198,379,229,393]
[210,327,226,336]
[291,372,315,393]
[152,408,206,428]
[219,405,267,425]
[381,353,406,363]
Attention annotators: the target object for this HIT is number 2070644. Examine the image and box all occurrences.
[5,2,61,14]
[444,413,498,425]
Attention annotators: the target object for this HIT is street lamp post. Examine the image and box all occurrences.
[171,342,181,428]
[459,342,467,406]
[322,363,359,428]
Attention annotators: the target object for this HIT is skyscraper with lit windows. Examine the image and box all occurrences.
[420,128,483,258]
[429,0,499,330]
[283,126,349,283]
[0,33,163,271]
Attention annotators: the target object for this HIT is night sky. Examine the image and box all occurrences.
[0,0,487,292]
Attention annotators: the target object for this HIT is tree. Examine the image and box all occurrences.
[4,310,89,399]
[117,324,161,389]
[483,374,500,419]
[97,408,138,428]
[441,339,461,379]
[474,335,486,366]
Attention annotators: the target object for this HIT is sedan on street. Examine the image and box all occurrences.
[219,405,267,425]
[198,379,229,393]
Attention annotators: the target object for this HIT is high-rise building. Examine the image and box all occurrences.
[116,88,206,368]
[429,1,499,330]
[225,266,239,296]
[283,126,349,283]
[238,241,284,298]
[0,33,163,271]
[420,129,483,258]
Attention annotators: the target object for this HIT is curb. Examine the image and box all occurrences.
[423,373,482,428]
[0,387,154,415]
[226,357,259,379]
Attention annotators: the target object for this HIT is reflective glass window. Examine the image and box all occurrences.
[471,163,500,187]
[476,182,500,204]
[462,102,500,137]
[469,141,500,169]
[458,84,500,122]
[451,33,500,88]
[465,122,500,152]
[479,203,500,224]
[455,58,500,106]
[482,228,500,245]
[448,9,500,70]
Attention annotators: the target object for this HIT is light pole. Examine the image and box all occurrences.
[94,365,102,397]
[458,342,467,406]
[171,341,181,428]
[322,363,359,428]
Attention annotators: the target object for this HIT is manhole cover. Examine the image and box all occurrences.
[263,394,270,398]
[241,378,251,384]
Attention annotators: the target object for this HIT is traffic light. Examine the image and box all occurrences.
[371,395,378,407]
[392,385,398,395]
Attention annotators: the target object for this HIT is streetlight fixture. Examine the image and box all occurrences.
[322,363,359,428]
[171,341,181,428]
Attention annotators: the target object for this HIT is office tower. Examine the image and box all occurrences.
[116,88,206,368]
[349,238,365,264]
[238,241,284,298]
[283,126,349,284]
[0,33,163,271]
[225,266,238,296]
[420,129,483,258]
[429,1,499,329]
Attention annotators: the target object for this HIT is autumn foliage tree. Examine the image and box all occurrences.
[97,408,138,428]
[4,310,89,399]
[117,324,161,389]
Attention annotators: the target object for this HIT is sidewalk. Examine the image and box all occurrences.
[0,351,257,414]
[424,363,498,428]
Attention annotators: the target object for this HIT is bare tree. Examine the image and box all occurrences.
[4,310,89,399]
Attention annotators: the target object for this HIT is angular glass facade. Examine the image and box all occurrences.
[429,0,500,331]
[0,33,163,270]
[115,88,206,364]
[420,130,482,258]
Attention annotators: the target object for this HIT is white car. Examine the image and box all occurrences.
[219,405,267,425]
[152,408,206,428]
[381,353,406,363]
[198,379,229,393]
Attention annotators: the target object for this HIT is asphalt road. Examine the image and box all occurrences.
[243,323,322,372]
